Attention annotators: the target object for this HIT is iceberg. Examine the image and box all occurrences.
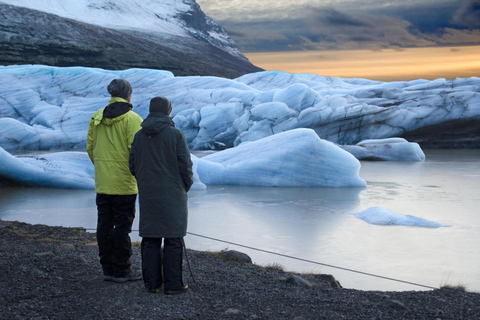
[1,65,479,153]
[339,138,425,161]
[194,129,366,187]
[0,147,206,190]
[349,206,450,228]
[0,147,94,189]
[0,129,366,189]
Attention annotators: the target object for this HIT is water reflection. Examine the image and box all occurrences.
[0,188,97,228]
[0,185,363,247]
[186,185,362,257]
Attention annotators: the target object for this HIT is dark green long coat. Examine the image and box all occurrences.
[129,112,193,238]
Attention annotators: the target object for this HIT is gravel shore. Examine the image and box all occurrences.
[0,219,478,319]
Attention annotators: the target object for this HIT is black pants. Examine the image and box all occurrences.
[96,193,136,278]
[141,237,184,292]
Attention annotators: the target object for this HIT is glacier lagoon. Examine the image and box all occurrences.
[1,65,479,291]
[1,149,479,292]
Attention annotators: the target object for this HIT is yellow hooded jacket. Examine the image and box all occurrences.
[87,100,143,195]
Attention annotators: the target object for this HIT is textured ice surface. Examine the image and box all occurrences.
[0,147,94,189]
[1,66,478,154]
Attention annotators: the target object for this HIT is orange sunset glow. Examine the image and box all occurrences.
[245,45,480,81]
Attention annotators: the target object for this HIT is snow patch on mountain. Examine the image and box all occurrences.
[1,0,246,60]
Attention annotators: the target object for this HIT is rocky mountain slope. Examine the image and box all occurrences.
[0,1,262,78]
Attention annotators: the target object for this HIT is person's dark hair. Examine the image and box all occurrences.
[149,96,172,115]
[107,79,133,100]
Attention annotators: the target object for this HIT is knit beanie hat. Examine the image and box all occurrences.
[149,96,172,115]
[107,79,133,100]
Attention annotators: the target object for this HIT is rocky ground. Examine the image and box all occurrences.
[0,219,478,319]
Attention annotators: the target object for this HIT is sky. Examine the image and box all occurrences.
[196,0,480,81]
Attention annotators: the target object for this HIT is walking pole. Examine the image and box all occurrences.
[181,238,196,284]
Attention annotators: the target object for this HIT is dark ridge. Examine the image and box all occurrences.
[0,3,263,78]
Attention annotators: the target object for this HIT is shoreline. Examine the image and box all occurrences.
[0,214,449,292]
[1,219,479,319]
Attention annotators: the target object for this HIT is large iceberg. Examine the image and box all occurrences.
[349,206,450,228]
[1,65,479,153]
[194,129,366,187]
[0,129,366,189]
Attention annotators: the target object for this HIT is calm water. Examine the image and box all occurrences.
[1,149,479,292]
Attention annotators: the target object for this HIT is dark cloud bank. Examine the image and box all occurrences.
[214,0,480,52]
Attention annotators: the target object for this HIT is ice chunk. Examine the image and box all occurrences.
[349,206,450,228]
[0,147,94,189]
[339,138,426,161]
[0,147,206,190]
[190,155,207,190]
[196,128,366,187]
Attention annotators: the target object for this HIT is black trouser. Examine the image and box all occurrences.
[96,193,136,278]
[141,237,184,292]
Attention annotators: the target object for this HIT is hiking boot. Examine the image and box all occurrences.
[113,270,142,283]
[103,274,113,281]
[147,287,162,293]
[103,269,113,281]
[165,285,189,295]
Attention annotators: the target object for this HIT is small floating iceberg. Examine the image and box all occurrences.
[339,138,425,161]
[349,206,450,228]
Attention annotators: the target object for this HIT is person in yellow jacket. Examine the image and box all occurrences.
[87,79,143,283]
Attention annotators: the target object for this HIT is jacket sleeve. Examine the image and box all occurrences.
[86,118,95,164]
[177,131,194,192]
[127,113,143,151]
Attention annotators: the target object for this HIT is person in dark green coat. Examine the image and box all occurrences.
[129,96,194,295]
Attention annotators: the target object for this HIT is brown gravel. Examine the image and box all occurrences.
[0,219,479,320]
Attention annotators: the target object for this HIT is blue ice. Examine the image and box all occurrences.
[350,206,450,228]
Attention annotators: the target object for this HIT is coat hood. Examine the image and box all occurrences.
[91,107,131,127]
[103,101,133,119]
[141,112,175,136]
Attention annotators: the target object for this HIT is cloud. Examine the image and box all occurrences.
[198,0,480,52]
[434,28,480,44]
[301,7,438,50]
[314,7,371,27]
[452,0,480,27]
